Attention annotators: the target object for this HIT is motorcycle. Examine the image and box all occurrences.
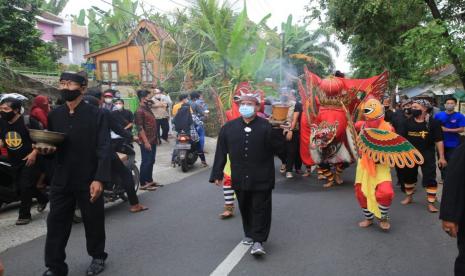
[103,142,140,203]
[0,156,20,207]
[173,132,198,172]
[74,142,140,223]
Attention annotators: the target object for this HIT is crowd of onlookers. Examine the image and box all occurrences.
[0,82,209,226]
[380,97,465,212]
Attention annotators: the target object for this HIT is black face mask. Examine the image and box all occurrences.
[61,89,82,102]
[403,108,412,115]
[144,99,154,107]
[411,109,422,118]
[0,111,16,122]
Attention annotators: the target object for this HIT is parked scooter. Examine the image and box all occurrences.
[173,132,198,172]
[103,143,140,203]
[0,156,19,207]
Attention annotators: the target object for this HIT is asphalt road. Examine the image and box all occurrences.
[0,164,457,276]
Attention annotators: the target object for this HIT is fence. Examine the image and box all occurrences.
[121,97,139,113]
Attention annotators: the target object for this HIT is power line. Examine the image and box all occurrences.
[98,0,139,17]
[138,0,170,14]
[165,0,190,9]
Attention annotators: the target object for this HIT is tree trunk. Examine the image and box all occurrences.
[424,0,465,88]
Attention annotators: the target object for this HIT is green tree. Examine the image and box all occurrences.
[71,9,86,25]
[184,0,270,106]
[41,0,69,15]
[85,0,140,52]
[0,0,44,62]
[307,0,465,89]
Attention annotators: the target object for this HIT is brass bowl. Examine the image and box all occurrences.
[29,129,65,147]
[271,104,290,121]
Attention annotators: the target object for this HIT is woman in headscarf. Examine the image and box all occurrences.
[30,95,50,129]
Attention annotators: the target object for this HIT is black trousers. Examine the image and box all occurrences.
[402,150,437,187]
[17,164,48,219]
[235,189,272,243]
[45,189,107,276]
[157,118,170,141]
[395,166,405,192]
[286,131,300,172]
[441,147,456,181]
[456,219,465,275]
[111,155,139,206]
[271,128,287,164]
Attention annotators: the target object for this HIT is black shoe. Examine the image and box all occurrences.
[86,258,105,276]
[16,217,32,225]
[42,269,58,276]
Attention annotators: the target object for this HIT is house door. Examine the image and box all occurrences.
[141,61,154,83]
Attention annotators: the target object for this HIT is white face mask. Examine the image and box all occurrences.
[115,104,123,110]
[104,98,113,104]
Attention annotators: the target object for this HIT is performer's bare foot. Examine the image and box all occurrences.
[323,181,334,188]
[358,219,373,228]
[318,175,326,180]
[379,219,391,231]
[219,205,234,219]
[302,171,311,177]
[335,174,343,185]
[401,195,413,205]
[427,204,439,213]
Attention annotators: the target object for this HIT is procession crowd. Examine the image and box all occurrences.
[208,73,465,274]
[0,69,465,275]
[0,71,210,275]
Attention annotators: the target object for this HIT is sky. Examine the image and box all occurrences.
[62,0,351,73]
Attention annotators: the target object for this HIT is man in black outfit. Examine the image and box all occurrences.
[0,98,48,225]
[210,92,274,256]
[440,142,465,276]
[399,99,446,213]
[40,72,112,276]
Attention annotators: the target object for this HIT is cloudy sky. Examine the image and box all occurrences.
[62,0,351,73]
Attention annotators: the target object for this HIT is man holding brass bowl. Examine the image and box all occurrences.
[36,71,112,276]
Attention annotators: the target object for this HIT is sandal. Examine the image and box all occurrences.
[302,171,311,177]
[140,184,157,191]
[130,205,149,213]
[148,182,164,188]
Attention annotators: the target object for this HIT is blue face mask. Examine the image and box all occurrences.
[239,104,255,118]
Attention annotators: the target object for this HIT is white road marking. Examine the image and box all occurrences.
[210,242,249,276]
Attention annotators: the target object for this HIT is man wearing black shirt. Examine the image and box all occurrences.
[210,93,274,256]
[0,98,48,225]
[400,99,447,213]
[112,98,134,133]
[40,72,112,276]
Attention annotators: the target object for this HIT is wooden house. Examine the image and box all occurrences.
[84,20,172,84]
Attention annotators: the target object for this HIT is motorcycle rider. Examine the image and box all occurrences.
[172,95,205,166]
[85,91,151,211]
[0,97,48,225]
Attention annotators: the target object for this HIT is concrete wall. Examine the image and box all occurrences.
[72,38,87,65]
[37,22,55,42]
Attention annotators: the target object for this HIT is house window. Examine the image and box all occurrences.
[141,61,153,82]
[100,61,118,82]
